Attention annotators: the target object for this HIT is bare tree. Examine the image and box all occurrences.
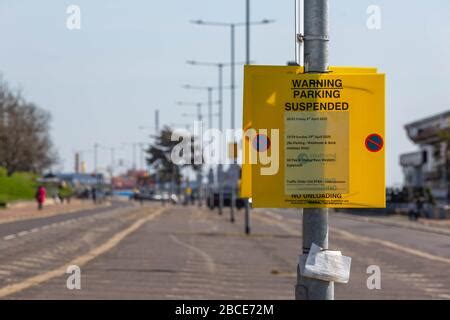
[0,76,57,176]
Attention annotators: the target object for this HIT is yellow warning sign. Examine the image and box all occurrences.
[241,66,385,208]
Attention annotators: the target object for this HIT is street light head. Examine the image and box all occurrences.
[186,60,196,65]
[190,19,203,25]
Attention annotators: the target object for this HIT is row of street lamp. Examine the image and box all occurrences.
[88,142,146,175]
[81,2,274,230]
[176,1,274,229]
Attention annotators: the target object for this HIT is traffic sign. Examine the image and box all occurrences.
[241,65,385,208]
[365,134,384,152]
[253,134,271,152]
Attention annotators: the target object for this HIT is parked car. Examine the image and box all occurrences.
[132,190,179,205]
[131,190,155,201]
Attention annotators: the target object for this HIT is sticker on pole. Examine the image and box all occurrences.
[300,243,352,284]
[365,134,384,153]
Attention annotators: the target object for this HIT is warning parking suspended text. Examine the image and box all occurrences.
[286,78,350,112]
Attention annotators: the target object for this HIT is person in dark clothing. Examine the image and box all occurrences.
[414,197,423,221]
[92,187,97,204]
[408,201,416,221]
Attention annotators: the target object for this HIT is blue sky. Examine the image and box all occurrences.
[0,0,449,186]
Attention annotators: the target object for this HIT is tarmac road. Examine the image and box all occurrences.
[0,203,448,300]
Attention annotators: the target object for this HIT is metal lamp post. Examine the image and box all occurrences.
[178,102,205,207]
[191,18,274,224]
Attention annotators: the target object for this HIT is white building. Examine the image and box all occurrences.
[400,111,450,202]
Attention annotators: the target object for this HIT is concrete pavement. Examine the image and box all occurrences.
[0,203,449,300]
[0,199,111,225]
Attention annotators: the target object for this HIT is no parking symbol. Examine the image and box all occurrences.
[365,134,384,153]
[252,134,271,152]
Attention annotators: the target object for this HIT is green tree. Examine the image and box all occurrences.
[146,126,202,187]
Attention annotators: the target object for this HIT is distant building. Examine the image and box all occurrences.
[56,173,104,187]
[400,111,450,202]
[112,170,149,190]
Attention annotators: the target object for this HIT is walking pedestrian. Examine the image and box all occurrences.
[414,196,423,221]
[424,188,436,219]
[408,201,416,221]
[92,187,97,204]
[35,185,46,210]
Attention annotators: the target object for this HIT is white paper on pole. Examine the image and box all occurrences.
[301,243,352,284]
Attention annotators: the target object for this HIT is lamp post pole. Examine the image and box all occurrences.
[191,19,274,222]
[178,101,205,207]
[94,143,99,174]
[295,0,334,300]
[182,85,226,132]
[186,61,233,216]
